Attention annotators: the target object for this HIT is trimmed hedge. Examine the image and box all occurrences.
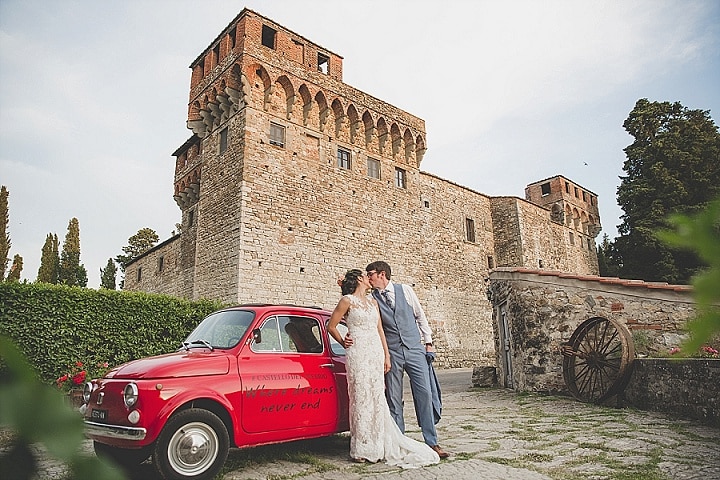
[0,282,223,386]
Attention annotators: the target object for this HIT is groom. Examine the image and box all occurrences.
[365,261,449,459]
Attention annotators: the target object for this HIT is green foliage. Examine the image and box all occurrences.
[6,254,22,282]
[0,282,223,386]
[596,234,620,277]
[37,233,60,284]
[0,335,126,480]
[658,198,720,353]
[615,98,720,283]
[58,218,88,287]
[100,258,117,290]
[115,227,159,271]
[0,185,10,281]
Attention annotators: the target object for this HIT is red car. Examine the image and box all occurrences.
[82,304,349,480]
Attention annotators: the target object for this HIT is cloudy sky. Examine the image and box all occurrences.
[1,0,718,288]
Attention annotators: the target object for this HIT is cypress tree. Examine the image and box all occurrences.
[58,218,88,287]
[100,258,117,290]
[7,254,23,282]
[37,233,60,284]
[0,186,10,281]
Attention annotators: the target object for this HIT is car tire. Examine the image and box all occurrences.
[153,408,229,480]
[93,441,152,468]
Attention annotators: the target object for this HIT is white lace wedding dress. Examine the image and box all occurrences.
[344,294,440,468]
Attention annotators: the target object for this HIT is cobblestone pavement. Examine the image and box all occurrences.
[22,368,720,479]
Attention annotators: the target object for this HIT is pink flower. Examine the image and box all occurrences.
[669,347,680,355]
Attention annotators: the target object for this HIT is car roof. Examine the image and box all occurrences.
[220,304,332,316]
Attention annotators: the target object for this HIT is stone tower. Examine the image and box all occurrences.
[124,9,600,367]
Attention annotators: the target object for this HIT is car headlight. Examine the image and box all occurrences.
[124,383,139,408]
[82,382,93,404]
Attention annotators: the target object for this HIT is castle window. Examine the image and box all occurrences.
[487,256,495,269]
[574,186,579,198]
[394,168,407,189]
[367,158,380,179]
[219,127,228,153]
[262,25,276,49]
[540,182,551,196]
[137,267,142,282]
[228,26,236,51]
[158,256,164,272]
[569,232,575,245]
[590,196,595,206]
[318,52,329,74]
[188,209,195,227]
[588,238,593,249]
[565,182,570,194]
[465,218,476,243]
[582,190,587,202]
[270,122,285,147]
[337,148,351,169]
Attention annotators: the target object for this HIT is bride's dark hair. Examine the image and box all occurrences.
[339,269,364,295]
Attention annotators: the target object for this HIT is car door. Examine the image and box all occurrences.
[239,314,339,435]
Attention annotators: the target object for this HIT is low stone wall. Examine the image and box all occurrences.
[621,358,720,427]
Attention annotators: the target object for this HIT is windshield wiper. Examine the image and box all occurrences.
[181,339,214,351]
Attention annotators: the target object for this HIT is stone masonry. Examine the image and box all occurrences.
[124,9,601,368]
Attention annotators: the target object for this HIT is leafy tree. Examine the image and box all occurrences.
[6,254,23,282]
[597,234,620,277]
[615,99,720,283]
[0,185,10,281]
[115,227,159,271]
[659,198,720,353]
[100,258,117,290]
[58,218,88,287]
[37,233,60,284]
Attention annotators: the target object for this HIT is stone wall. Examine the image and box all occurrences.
[487,267,695,394]
[621,358,720,427]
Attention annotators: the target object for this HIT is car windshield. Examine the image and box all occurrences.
[183,310,255,349]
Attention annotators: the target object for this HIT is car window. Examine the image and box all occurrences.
[184,309,254,349]
[252,315,323,354]
[328,322,348,356]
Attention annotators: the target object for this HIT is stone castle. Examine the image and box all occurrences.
[124,9,601,367]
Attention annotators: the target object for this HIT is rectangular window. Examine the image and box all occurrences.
[158,256,164,272]
[582,191,587,202]
[487,256,495,269]
[261,25,276,49]
[188,209,195,227]
[367,158,380,179]
[540,182,551,196]
[574,186,579,198]
[318,52,329,74]
[137,267,142,282]
[587,238,593,249]
[219,127,228,153]
[269,122,285,147]
[337,148,351,169]
[565,182,570,194]
[465,218,476,243]
[394,168,407,189]
[569,232,575,245]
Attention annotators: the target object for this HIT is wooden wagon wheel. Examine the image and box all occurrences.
[562,316,635,403]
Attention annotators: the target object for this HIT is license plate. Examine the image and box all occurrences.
[91,409,108,420]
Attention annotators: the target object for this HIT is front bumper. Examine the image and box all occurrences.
[84,421,147,441]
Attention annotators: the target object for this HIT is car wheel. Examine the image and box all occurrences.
[153,408,229,480]
[93,441,151,468]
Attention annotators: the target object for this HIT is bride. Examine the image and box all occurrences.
[327,269,440,468]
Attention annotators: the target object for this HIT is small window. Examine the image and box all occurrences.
[158,256,164,272]
[394,168,407,189]
[540,182,551,196]
[574,187,579,198]
[219,127,228,154]
[270,122,285,147]
[318,52,329,74]
[465,218,476,243]
[569,232,575,245]
[188,209,195,227]
[136,267,142,282]
[565,182,570,194]
[538,259,544,268]
[228,26,236,50]
[337,148,351,169]
[487,256,495,269]
[590,196,595,206]
[261,25,276,49]
[582,191,587,202]
[367,158,380,179]
[587,238,593,249]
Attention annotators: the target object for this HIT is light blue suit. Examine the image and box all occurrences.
[374,284,438,446]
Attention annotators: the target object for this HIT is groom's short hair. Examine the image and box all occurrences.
[366,261,391,280]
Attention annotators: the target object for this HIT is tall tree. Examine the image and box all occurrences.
[7,254,23,282]
[100,258,117,290]
[115,228,159,271]
[0,186,10,281]
[597,234,621,277]
[615,99,720,283]
[37,233,60,284]
[58,218,88,287]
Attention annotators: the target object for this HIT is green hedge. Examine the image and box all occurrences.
[0,282,223,386]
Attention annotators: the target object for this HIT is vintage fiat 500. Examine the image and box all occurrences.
[82,304,349,480]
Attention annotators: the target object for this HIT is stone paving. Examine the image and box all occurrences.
[17,368,720,479]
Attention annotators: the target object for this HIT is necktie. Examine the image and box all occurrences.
[381,289,394,309]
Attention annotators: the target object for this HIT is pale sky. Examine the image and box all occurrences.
[1,0,718,288]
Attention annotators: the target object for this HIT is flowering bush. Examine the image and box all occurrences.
[668,345,719,359]
[56,360,110,393]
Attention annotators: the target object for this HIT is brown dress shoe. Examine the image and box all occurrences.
[430,445,449,459]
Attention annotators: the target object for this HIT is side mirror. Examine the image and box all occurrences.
[252,328,262,344]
